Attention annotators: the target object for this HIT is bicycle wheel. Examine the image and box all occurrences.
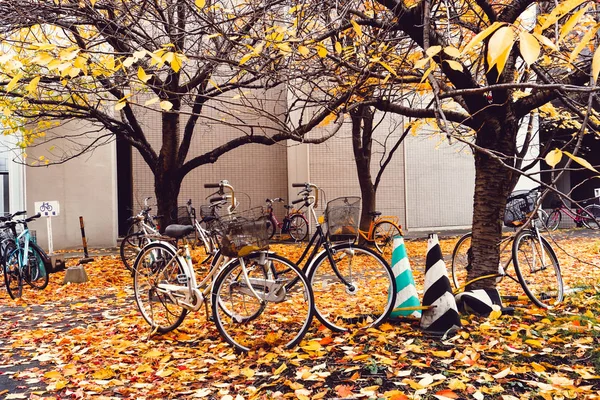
[212,252,314,352]
[127,222,141,236]
[545,210,561,231]
[133,242,188,333]
[582,204,600,229]
[266,217,276,240]
[23,245,49,290]
[534,209,549,231]
[308,243,395,332]
[373,221,402,259]
[513,230,563,308]
[4,247,22,299]
[289,215,309,241]
[451,233,472,291]
[121,233,151,273]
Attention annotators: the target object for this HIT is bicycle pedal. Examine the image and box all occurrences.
[176,274,189,284]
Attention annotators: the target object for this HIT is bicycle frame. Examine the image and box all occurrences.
[357,215,400,242]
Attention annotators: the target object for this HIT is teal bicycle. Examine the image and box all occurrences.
[1,213,49,299]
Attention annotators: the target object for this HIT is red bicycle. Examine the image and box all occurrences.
[545,198,600,230]
[265,198,309,241]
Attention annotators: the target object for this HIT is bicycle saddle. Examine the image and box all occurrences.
[369,211,382,217]
[164,225,195,239]
[284,205,293,210]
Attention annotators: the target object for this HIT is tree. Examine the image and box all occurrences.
[0,0,351,227]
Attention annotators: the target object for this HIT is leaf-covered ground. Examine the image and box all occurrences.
[1,231,600,399]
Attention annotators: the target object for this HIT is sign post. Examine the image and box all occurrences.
[33,201,65,273]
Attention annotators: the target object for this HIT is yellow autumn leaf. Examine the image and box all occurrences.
[592,46,600,83]
[297,45,310,56]
[44,370,63,379]
[414,57,429,69]
[350,20,362,37]
[144,348,162,358]
[445,60,463,71]
[123,56,136,68]
[525,339,543,348]
[170,53,185,72]
[160,100,173,111]
[274,363,287,375]
[135,364,154,374]
[444,46,461,58]
[92,367,116,380]
[137,67,151,83]
[519,31,540,66]
[335,41,342,53]
[114,100,127,111]
[426,45,442,57]
[145,97,160,106]
[6,73,23,92]
[487,26,515,75]
[545,149,563,167]
[531,362,546,372]
[564,151,599,172]
[538,0,587,32]
[461,21,505,55]
[317,46,328,58]
[239,52,253,65]
[559,5,589,42]
[240,367,255,379]
[318,112,336,127]
[26,76,41,94]
[532,32,557,51]
[569,24,600,63]
[195,0,205,8]
[379,61,397,75]
[301,341,322,351]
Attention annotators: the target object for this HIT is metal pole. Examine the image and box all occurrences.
[79,216,93,263]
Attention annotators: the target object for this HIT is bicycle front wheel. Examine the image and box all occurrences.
[546,210,561,231]
[133,242,188,333]
[513,230,563,308]
[211,252,314,352]
[4,247,22,299]
[24,245,49,290]
[266,217,276,240]
[373,221,402,260]
[289,215,309,241]
[308,243,395,332]
[582,204,600,229]
[121,233,152,273]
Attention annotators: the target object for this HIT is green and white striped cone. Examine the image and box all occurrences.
[390,235,422,318]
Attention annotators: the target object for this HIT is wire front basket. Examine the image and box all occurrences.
[325,196,361,242]
[212,207,269,257]
[504,190,537,227]
[176,206,193,225]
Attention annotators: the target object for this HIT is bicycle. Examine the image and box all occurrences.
[356,211,402,259]
[451,187,564,308]
[1,213,49,299]
[264,198,309,241]
[271,183,396,332]
[132,180,314,352]
[120,197,162,272]
[545,197,600,231]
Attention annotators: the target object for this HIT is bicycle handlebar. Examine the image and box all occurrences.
[204,183,220,188]
[291,198,304,205]
[292,183,319,208]
[210,196,227,203]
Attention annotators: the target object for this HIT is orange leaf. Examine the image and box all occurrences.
[335,384,354,397]
[319,336,333,345]
[436,389,459,398]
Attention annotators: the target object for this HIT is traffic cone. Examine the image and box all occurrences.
[420,233,461,335]
[455,288,513,316]
[389,235,421,319]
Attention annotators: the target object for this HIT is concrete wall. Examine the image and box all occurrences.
[24,121,118,250]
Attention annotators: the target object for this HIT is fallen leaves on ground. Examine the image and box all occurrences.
[0,232,599,399]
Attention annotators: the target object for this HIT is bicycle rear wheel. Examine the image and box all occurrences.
[513,230,563,308]
[4,247,22,299]
[308,243,395,332]
[24,245,49,290]
[133,242,188,333]
[582,204,600,229]
[545,210,561,231]
[266,217,276,240]
[289,215,308,241]
[212,252,313,352]
[373,221,401,260]
[451,233,472,291]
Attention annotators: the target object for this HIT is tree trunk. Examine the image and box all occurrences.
[468,114,519,289]
[155,172,183,232]
[351,105,377,244]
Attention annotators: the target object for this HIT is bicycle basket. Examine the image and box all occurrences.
[504,190,537,227]
[325,196,361,241]
[213,207,269,257]
[176,206,193,225]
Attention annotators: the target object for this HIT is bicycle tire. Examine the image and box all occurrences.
[546,210,561,231]
[451,232,472,291]
[133,242,188,333]
[4,246,22,299]
[211,252,314,352]
[266,216,276,240]
[289,215,309,241]
[512,230,563,308]
[307,243,395,332]
[582,204,600,230]
[373,221,402,259]
[24,246,49,290]
[535,209,549,231]
[121,233,152,273]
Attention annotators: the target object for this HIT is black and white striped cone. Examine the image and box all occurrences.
[420,233,461,336]
[455,288,503,317]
